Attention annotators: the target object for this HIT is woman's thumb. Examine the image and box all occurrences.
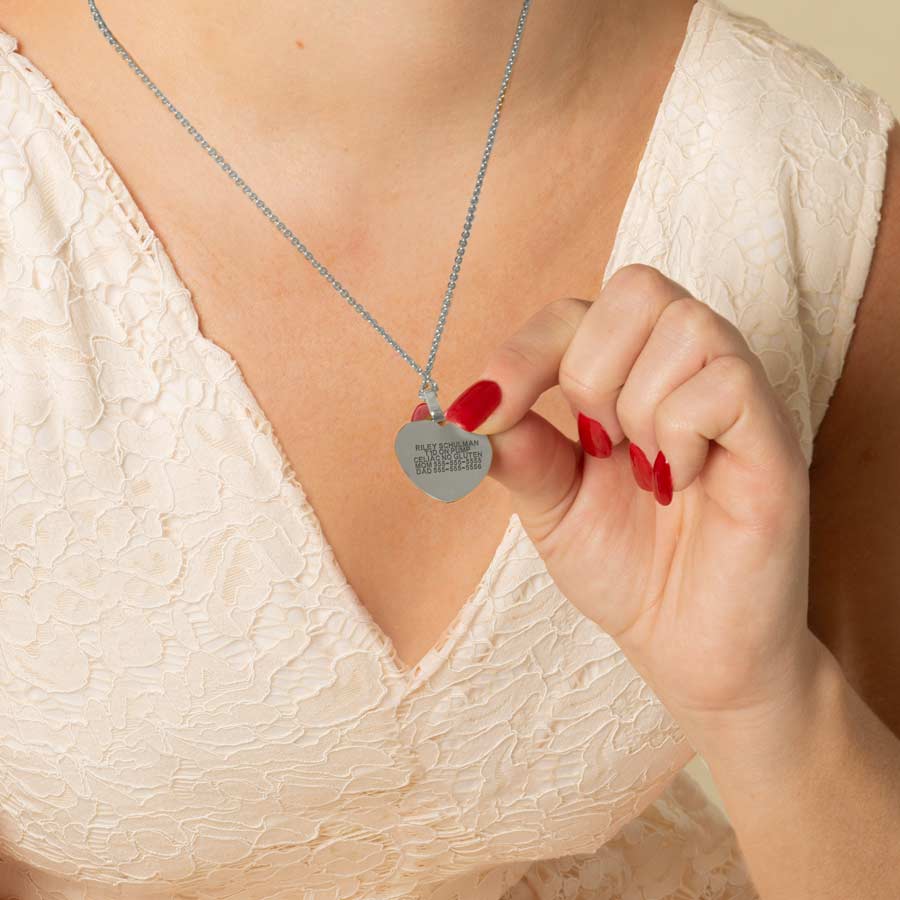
[413,384,582,529]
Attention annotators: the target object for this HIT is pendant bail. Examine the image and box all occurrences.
[418,380,445,424]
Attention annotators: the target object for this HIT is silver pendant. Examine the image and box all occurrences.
[394,386,493,503]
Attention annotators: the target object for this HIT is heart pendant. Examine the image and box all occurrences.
[394,418,493,502]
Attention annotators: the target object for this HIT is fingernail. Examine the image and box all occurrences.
[577,412,612,458]
[445,379,502,431]
[653,450,673,506]
[411,402,430,421]
[629,442,654,491]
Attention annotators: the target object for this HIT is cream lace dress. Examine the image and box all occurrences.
[0,1,894,897]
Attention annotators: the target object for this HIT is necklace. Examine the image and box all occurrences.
[87,0,534,502]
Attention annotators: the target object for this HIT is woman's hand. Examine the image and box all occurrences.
[431,263,823,743]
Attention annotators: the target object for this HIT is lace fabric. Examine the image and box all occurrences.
[0,0,893,897]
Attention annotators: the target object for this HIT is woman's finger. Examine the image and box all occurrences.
[413,393,582,529]
[653,353,807,522]
[443,265,686,444]
[434,297,589,523]
[440,262,805,520]
[443,296,591,434]
[484,409,583,533]
[593,284,764,460]
[557,265,690,447]
[558,265,799,508]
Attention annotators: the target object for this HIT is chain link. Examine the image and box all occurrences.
[86,0,533,401]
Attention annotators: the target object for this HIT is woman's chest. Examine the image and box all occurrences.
[0,186,696,895]
[116,138,624,674]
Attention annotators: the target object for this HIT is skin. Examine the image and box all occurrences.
[4,0,900,895]
[806,124,900,739]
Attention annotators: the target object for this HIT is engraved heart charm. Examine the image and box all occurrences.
[394,419,493,502]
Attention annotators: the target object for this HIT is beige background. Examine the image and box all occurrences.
[684,0,897,815]
[733,0,899,112]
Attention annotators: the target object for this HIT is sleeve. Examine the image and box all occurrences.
[801,87,896,449]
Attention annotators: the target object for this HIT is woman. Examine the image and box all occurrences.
[0,0,897,896]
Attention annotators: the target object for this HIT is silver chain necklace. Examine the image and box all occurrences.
[87,0,534,502]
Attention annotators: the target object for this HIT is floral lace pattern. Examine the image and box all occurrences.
[0,0,893,897]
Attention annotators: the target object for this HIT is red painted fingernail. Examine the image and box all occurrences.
[445,379,502,431]
[653,450,673,506]
[629,443,654,491]
[411,402,430,421]
[577,412,612,458]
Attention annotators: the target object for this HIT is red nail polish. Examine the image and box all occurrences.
[577,412,612,458]
[653,450,673,506]
[629,443,654,491]
[411,402,430,422]
[445,379,502,431]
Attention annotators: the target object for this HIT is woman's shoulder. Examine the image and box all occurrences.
[634,0,897,460]
[0,18,69,205]
[694,0,894,134]
[684,0,896,253]
[642,0,894,300]
[0,18,65,135]
[674,0,895,216]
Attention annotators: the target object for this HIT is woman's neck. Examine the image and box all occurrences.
[82,0,683,162]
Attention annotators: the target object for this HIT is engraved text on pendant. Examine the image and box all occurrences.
[394,419,493,502]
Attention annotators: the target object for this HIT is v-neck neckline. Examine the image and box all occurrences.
[0,0,709,690]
